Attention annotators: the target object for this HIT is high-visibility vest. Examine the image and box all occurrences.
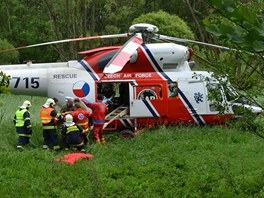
[40,107,54,124]
[66,125,79,134]
[15,109,27,127]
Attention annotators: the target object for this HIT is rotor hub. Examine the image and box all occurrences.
[129,23,159,33]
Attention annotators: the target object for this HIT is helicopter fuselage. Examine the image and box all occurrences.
[0,43,261,132]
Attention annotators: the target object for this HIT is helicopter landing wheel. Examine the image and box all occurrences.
[119,129,135,138]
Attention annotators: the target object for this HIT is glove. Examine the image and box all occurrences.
[103,96,113,104]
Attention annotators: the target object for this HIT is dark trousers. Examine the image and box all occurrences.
[65,135,84,151]
[16,127,31,147]
[43,129,59,149]
[17,136,30,146]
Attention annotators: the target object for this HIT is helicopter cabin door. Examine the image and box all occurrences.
[130,83,167,117]
[182,80,207,115]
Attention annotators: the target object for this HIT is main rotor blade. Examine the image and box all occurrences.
[103,34,143,74]
[157,34,232,51]
[158,34,264,57]
[0,33,130,53]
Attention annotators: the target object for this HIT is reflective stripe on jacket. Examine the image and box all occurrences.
[66,125,79,134]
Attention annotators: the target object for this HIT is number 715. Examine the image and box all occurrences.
[12,77,40,89]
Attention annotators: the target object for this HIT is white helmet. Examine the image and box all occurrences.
[21,100,31,109]
[65,114,73,124]
[43,98,55,108]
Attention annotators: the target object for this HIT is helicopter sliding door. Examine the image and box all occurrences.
[130,83,167,117]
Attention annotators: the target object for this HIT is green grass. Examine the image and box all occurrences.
[1,94,264,197]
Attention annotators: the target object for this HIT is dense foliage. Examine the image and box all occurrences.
[202,0,264,93]
[132,10,195,39]
[0,71,10,94]
[0,1,263,92]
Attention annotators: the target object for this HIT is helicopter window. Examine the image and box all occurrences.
[224,85,239,101]
[168,82,178,98]
[207,83,224,111]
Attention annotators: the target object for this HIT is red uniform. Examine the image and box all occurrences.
[82,99,108,143]
[71,108,91,134]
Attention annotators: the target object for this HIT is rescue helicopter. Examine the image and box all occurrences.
[0,23,262,136]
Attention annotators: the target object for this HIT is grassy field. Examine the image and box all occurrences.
[1,94,264,197]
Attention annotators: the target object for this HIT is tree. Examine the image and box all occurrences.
[132,10,195,39]
[0,0,59,63]
[0,39,19,64]
[201,0,264,92]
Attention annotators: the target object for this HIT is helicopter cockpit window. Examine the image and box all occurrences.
[168,82,178,98]
[224,85,239,102]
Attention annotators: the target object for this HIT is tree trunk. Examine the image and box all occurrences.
[4,4,11,33]
[183,0,205,42]
[90,0,96,49]
[80,0,87,51]
[44,0,67,60]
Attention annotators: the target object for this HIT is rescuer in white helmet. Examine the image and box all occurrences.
[61,114,85,152]
[13,100,32,150]
[39,98,61,150]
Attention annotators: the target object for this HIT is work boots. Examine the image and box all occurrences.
[95,139,106,145]
[100,138,106,145]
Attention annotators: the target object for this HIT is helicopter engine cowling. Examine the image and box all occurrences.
[145,43,192,72]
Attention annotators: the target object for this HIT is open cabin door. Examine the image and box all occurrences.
[130,83,167,118]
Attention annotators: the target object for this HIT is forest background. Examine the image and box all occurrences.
[0,0,263,99]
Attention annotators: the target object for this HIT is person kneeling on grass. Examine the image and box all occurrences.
[61,114,85,152]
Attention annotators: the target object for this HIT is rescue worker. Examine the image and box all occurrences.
[101,83,116,99]
[71,103,91,147]
[60,98,74,113]
[101,83,115,112]
[73,98,86,110]
[39,98,61,150]
[81,94,108,144]
[52,98,59,106]
[61,114,85,152]
[14,100,32,150]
